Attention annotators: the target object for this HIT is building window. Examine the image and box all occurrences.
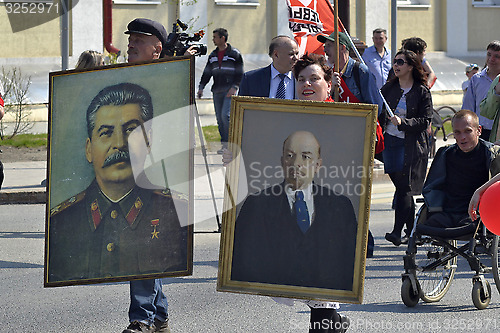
[215,0,260,6]
[397,0,431,7]
[0,0,52,3]
[112,0,162,5]
[472,0,500,6]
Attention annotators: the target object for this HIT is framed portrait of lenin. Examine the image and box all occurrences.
[218,96,377,304]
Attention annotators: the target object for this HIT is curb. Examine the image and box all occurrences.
[0,189,46,204]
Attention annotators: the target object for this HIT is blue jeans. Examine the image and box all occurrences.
[129,279,168,325]
[212,91,231,143]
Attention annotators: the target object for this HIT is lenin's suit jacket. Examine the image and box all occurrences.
[238,64,296,98]
[231,182,357,291]
[48,180,189,282]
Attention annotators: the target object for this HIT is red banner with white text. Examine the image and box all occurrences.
[287,0,345,56]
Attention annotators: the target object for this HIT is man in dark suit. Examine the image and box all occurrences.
[238,35,299,99]
[231,131,357,291]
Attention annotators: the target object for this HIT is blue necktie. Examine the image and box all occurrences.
[276,73,286,99]
[295,191,310,233]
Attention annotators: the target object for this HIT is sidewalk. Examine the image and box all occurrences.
[0,161,46,204]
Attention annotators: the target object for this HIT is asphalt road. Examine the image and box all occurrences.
[1,200,500,333]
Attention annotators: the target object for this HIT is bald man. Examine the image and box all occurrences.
[231,131,357,291]
[238,35,299,98]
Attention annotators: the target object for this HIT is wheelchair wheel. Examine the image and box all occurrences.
[416,238,457,303]
[401,278,420,307]
[472,280,491,310]
[491,235,500,295]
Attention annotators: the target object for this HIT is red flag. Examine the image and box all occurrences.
[287,0,345,56]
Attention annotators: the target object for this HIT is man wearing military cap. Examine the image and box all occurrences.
[126,18,169,61]
[48,82,190,333]
[49,17,195,333]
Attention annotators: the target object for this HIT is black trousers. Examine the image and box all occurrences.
[309,307,341,333]
[0,160,4,190]
[424,212,472,228]
[388,171,415,237]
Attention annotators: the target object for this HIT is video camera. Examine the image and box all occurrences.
[164,19,208,57]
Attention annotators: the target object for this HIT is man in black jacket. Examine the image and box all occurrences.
[197,28,243,153]
[423,110,500,230]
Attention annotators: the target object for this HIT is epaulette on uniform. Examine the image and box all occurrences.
[154,188,188,202]
[50,191,86,216]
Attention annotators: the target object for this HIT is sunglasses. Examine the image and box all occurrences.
[394,58,407,66]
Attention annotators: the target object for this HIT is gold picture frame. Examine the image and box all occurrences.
[218,96,377,304]
[45,57,194,287]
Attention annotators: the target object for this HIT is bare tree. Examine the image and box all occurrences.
[0,67,33,140]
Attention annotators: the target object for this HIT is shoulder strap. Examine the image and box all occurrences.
[352,61,361,91]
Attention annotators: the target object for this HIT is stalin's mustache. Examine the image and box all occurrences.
[102,150,130,168]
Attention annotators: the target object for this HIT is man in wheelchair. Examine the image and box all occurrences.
[401,110,500,309]
[421,109,500,236]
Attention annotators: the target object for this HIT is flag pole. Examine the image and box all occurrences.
[333,0,340,102]
[340,26,394,117]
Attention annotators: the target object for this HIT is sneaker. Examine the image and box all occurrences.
[217,148,225,154]
[154,318,170,333]
[122,321,155,333]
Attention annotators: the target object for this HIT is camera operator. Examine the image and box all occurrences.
[197,28,244,154]
[163,19,207,57]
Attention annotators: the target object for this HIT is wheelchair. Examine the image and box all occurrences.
[401,198,500,310]
[428,105,457,158]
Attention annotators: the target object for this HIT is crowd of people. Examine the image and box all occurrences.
[3,15,499,332]
[196,27,500,333]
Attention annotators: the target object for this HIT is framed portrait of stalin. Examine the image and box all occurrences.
[45,57,194,287]
[218,97,377,304]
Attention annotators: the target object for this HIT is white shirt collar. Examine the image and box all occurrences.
[285,182,313,199]
[271,63,292,80]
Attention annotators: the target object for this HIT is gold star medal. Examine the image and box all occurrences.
[151,219,160,239]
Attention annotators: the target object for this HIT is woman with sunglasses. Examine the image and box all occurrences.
[380,49,433,246]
